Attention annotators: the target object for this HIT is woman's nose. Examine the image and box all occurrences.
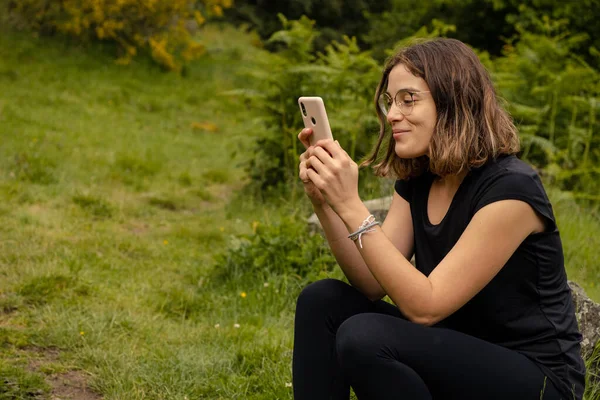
[386,104,405,124]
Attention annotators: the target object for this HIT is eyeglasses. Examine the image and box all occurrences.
[378,90,430,116]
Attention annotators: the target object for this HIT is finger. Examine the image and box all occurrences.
[297,128,313,149]
[308,154,328,175]
[299,158,313,182]
[306,168,326,190]
[299,164,310,183]
[315,139,344,159]
[299,150,309,162]
[311,146,335,167]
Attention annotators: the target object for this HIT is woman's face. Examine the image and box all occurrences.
[385,64,437,159]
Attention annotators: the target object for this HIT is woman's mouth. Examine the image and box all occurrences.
[393,129,410,139]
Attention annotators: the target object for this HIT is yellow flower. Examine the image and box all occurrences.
[219,227,225,232]
[212,5,223,17]
[163,240,168,245]
[194,10,206,26]
[252,221,259,233]
[79,331,85,336]
[240,292,247,298]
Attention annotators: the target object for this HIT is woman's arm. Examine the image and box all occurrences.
[306,139,544,326]
[312,202,384,300]
[298,128,416,301]
[312,191,415,301]
[336,198,543,326]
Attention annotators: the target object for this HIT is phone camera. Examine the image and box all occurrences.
[311,117,317,125]
[301,102,307,117]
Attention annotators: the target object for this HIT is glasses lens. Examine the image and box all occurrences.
[378,94,392,115]
[395,90,415,116]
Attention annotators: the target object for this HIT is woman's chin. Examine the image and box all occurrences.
[394,142,425,159]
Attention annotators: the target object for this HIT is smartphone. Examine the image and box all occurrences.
[298,96,334,146]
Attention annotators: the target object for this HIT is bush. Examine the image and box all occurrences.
[229,15,382,196]
[235,14,599,204]
[224,0,390,52]
[5,0,232,70]
[490,19,600,199]
[212,214,337,284]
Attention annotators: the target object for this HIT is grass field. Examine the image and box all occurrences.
[0,24,598,399]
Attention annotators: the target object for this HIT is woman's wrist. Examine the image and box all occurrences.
[335,198,371,230]
[311,199,331,210]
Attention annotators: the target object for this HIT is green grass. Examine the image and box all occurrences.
[0,24,297,399]
[0,23,598,399]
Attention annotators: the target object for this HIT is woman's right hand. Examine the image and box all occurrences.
[298,128,326,206]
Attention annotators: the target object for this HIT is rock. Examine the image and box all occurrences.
[569,281,600,359]
[308,196,600,360]
[307,196,393,233]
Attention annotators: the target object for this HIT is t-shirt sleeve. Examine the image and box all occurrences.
[394,179,413,202]
[473,171,557,232]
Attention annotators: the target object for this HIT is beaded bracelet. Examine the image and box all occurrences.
[347,214,380,248]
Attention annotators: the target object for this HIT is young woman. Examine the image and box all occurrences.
[293,38,585,399]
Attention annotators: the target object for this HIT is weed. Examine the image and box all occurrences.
[148,196,180,211]
[0,361,48,399]
[0,328,29,349]
[18,275,90,306]
[202,168,230,184]
[178,171,193,186]
[12,151,56,185]
[72,193,113,218]
[112,151,162,188]
[192,187,213,201]
[212,214,337,284]
[154,286,210,320]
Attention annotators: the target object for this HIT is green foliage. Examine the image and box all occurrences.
[230,15,381,195]
[585,343,600,400]
[502,1,600,67]
[11,151,56,185]
[111,151,163,189]
[363,0,481,61]
[72,193,114,218]
[147,196,180,211]
[225,0,390,51]
[0,361,49,399]
[0,328,28,349]
[18,274,91,306]
[491,23,600,198]
[212,214,337,284]
[202,168,230,184]
[235,11,599,203]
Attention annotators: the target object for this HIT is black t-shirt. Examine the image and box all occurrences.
[394,154,585,399]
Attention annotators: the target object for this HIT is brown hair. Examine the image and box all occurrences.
[362,38,520,179]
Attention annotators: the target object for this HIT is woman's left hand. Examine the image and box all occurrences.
[305,139,361,216]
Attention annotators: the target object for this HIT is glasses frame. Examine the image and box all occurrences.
[379,90,431,116]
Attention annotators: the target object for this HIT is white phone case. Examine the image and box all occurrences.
[298,96,333,146]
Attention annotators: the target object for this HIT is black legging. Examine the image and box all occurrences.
[292,279,563,400]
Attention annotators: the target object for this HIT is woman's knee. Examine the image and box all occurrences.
[336,314,384,367]
[336,313,420,368]
[295,278,354,315]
